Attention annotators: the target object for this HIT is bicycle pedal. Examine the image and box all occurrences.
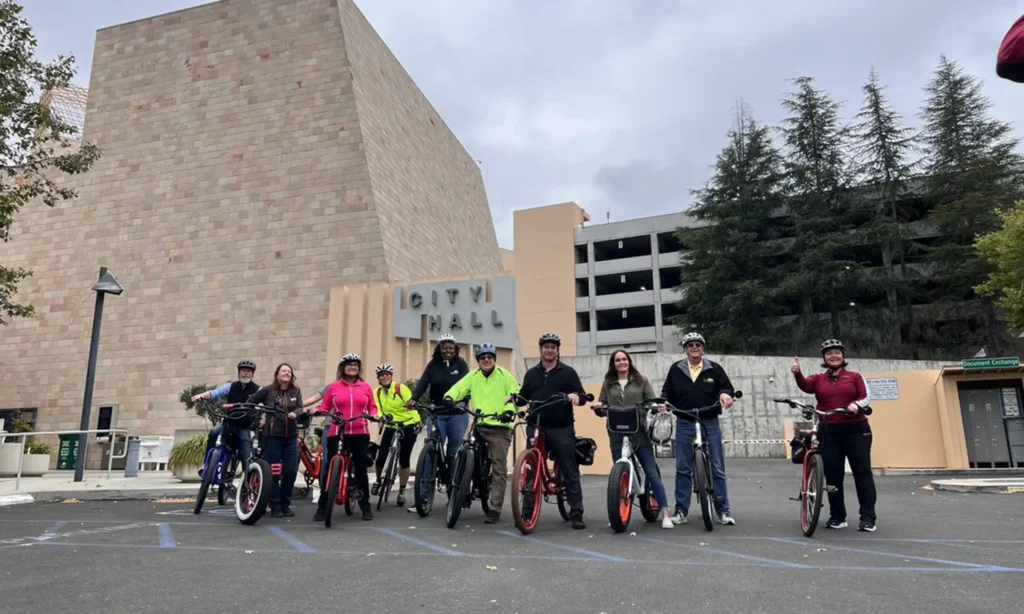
[825,485,838,493]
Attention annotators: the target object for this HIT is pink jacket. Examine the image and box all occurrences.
[316,379,378,437]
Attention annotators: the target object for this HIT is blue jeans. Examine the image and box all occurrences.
[419,414,469,498]
[612,443,668,509]
[673,417,730,516]
[205,423,252,467]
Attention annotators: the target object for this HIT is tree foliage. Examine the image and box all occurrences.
[0,0,101,325]
[975,201,1024,336]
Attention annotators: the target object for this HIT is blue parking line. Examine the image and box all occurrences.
[157,524,175,549]
[497,531,626,563]
[634,536,812,569]
[375,528,464,556]
[767,537,1008,570]
[45,521,67,535]
[265,526,316,553]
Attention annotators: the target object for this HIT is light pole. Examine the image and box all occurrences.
[74,266,123,482]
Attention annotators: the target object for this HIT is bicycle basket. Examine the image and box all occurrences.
[366,441,380,466]
[606,407,640,435]
[789,432,811,464]
[646,412,674,445]
[574,437,597,466]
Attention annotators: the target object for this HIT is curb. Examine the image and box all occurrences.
[0,493,35,507]
[26,490,199,503]
[882,468,1024,477]
[929,479,1024,494]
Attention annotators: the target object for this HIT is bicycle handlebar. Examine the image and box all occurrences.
[317,410,390,426]
[222,402,288,416]
[771,397,872,417]
[590,400,661,418]
[509,392,595,417]
[645,390,744,419]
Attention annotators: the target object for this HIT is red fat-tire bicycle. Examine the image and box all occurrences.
[222,402,288,526]
[321,412,388,528]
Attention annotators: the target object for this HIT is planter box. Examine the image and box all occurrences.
[20,453,50,477]
[0,443,22,477]
[172,463,201,483]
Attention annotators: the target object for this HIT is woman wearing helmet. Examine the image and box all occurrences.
[596,349,674,529]
[792,340,877,532]
[371,363,420,507]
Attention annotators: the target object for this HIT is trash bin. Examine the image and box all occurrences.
[124,436,141,478]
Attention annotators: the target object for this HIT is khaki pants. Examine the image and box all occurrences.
[477,426,513,512]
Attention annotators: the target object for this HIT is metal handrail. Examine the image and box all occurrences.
[1,428,131,491]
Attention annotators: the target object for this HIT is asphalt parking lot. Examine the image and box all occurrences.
[1,459,1021,613]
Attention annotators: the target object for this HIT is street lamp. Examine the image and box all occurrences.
[74,266,123,482]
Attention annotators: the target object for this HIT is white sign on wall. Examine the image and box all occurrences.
[866,377,899,401]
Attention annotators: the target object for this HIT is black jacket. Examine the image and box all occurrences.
[248,384,307,438]
[411,357,470,415]
[224,380,260,428]
[661,358,734,422]
[518,360,586,429]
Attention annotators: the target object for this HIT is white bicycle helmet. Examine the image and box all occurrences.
[647,412,674,445]
[339,353,361,365]
[375,363,393,375]
[438,333,456,344]
[680,332,706,347]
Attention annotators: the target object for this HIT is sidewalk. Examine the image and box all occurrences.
[0,470,199,505]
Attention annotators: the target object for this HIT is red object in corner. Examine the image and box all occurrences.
[997,14,1024,83]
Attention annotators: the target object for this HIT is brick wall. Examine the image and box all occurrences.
[0,0,496,453]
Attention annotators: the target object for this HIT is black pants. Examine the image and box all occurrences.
[318,434,371,512]
[376,426,418,471]
[821,421,877,523]
[262,435,298,511]
[540,425,584,518]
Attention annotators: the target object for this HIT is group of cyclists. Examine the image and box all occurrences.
[193,331,878,533]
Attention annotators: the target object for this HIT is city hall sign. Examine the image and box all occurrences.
[392,276,517,349]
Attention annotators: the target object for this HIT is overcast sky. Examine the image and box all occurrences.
[24,0,1024,249]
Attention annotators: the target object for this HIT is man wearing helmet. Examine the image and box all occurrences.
[660,333,737,526]
[516,332,590,530]
[192,361,260,476]
[792,340,877,532]
[444,343,520,524]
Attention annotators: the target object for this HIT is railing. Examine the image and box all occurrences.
[1,428,130,492]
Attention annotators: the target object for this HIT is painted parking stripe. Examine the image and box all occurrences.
[375,528,464,556]
[497,531,626,563]
[157,524,175,549]
[265,526,316,553]
[634,536,812,569]
[767,537,1009,570]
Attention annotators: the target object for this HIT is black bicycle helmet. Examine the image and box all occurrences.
[538,332,561,347]
[237,360,256,372]
[820,339,845,356]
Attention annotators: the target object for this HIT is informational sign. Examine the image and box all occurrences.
[999,388,1021,418]
[961,357,1020,369]
[392,276,517,348]
[57,434,80,470]
[866,377,900,401]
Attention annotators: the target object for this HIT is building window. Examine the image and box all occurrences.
[593,235,651,262]
[0,408,38,433]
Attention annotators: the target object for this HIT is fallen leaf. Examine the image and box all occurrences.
[816,548,827,552]
[630,532,636,536]
[486,565,498,571]
[244,550,254,554]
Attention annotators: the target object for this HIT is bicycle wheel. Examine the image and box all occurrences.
[639,479,660,523]
[194,449,218,515]
[607,462,632,534]
[478,450,492,516]
[413,439,437,517]
[446,448,474,529]
[553,465,571,521]
[511,449,542,535]
[324,455,341,528]
[236,459,271,525]
[802,453,825,538]
[693,449,714,532]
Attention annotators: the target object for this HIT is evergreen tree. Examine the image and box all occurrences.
[778,77,869,350]
[850,68,920,357]
[673,103,787,354]
[919,55,1024,356]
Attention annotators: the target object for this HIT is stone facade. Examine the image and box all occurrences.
[0,0,500,452]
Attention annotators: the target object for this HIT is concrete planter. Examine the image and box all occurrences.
[172,463,202,483]
[0,443,21,477]
[19,453,50,477]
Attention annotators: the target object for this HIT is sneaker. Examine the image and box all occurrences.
[313,509,325,522]
[858,520,876,532]
[670,511,687,525]
[661,515,674,529]
[571,515,586,530]
[407,505,418,513]
[484,510,501,524]
[826,518,848,529]
[361,508,373,521]
[396,490,406,507]
[370,482,381,496]
[270,508,284,518]
[718,513,736,525]
[281,507,295,518]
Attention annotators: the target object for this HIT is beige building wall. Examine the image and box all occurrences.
[500,249,514,272]
[512,202,589,357]
[0,0,500,464]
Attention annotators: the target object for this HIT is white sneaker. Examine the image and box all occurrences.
[661,515,674,529]
[719,513,736,525]
[670,511,687,525]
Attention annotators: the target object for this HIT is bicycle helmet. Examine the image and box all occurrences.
[237,360,256,372]
[647,412,674,445]
[680,332,706,347]
[375,363,393,375]
[820,339,845,355]
[339,353,361,365]
[538,332,561,347]
[475,343,497,359]
[438,333,456,344]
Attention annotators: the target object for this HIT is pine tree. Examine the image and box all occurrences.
[778,77,868,350]
[850,68,920,357]
[673,103,788,354]
[919,55,1024,356]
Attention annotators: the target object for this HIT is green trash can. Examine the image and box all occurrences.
[57,434,80,470]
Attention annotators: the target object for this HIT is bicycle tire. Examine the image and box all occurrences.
[236,459,271,525]
[378,445,398,511]
[324,455,341,528]
[511,449,541,535]
[413,439,437,517]
[694,449,714,532]
[640,462,661,522]
[553,465,570,521]
[217,456,235,506]
[446,448,474,529]
[478,449,492,516]
[802,452,825,538]
[607,462,632,534]
[194,448,218,515]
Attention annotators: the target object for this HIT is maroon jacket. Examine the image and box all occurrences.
[997,15,1024,83]
[793,369,870,425]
